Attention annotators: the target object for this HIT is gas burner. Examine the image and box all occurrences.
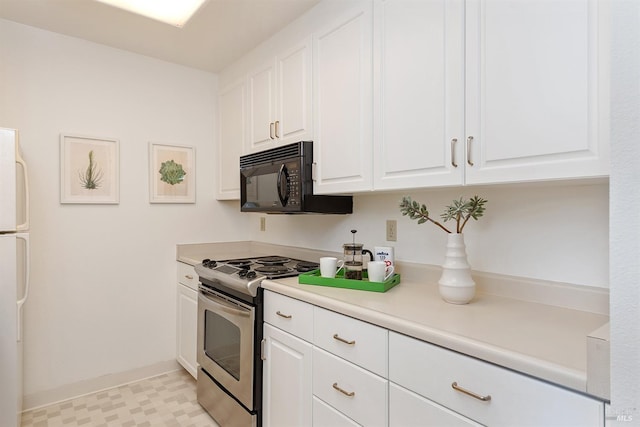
[225,259,254,269]
[295,261,320,272]
[254,265,293,275]
[255,256,290,266]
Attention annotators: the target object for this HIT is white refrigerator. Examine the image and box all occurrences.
[0,128,30,427]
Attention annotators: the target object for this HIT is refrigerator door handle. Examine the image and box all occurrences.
[16,140,29,232]
[16,233,29,342]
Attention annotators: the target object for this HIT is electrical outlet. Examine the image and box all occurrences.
[260,217,266,232]
[386,220,397,241]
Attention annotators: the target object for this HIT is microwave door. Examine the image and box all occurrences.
[241,163,289,212]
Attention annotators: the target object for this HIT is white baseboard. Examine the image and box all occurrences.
[23,359,182,412]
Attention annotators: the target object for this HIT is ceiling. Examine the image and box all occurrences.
[0,0,321,72]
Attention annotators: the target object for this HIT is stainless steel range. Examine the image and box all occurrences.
[194,256,318,427]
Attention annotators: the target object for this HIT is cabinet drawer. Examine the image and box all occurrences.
[389,332,604,427]
[314,306,388,376]
[389,383,480,427]
[264,291,313,342]
[177,262,198,290]
[313,347,387,427]
[313,396,361,427]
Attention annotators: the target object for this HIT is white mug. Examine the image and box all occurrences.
[320,257,344,278]
[367,261,394,283]
[374,246,394,267]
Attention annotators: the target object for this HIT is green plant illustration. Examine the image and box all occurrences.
[400,195,488,234]
[159,159,186,185]
[78,150,104,190]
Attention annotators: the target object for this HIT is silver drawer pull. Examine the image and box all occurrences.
[333,382,355,397]
[185,275,194,280]
[333,334,355,345]
[276,311,292,319]
[451,382,491,402]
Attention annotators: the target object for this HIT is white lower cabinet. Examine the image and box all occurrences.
[263,291,605,427]
[389,332,605,427]
[389,383,481,427]
[262,323,312,427]
[176,262,198,378]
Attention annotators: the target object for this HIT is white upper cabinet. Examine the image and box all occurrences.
[464,0,610,184]
[216,79,245,200]
[312,1,374,194]
[247,61,276,151]
[373,0,609,191]
[247,37,313,153]
[373,0,464,190]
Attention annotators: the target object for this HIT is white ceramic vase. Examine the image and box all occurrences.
[438,233,476,304]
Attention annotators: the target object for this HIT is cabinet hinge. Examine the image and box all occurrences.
[261,338,266,361]
[312,162,317,181]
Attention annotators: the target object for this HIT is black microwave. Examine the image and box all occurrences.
[240,141,352,214]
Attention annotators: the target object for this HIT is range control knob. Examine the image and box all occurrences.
[238,269,248,278]
[202,259,217,268]
[246,271,257,279]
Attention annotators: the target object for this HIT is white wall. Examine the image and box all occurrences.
[0,19,251,399]
[610,0,640,422]
[249,182,609,288]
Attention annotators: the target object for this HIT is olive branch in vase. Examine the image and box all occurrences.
[399,195,488,233]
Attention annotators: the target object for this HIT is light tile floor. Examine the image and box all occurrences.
[21,369,219,427]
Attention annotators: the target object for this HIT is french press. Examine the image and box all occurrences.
[343,230,373,280]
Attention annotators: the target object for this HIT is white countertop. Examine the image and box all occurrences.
[177,241,609,397]
[262,276,608,396]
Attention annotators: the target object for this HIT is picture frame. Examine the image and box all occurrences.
[60,134,119,204]
[149,142,195,203]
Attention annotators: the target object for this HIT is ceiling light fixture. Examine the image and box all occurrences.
[95,0,208,28]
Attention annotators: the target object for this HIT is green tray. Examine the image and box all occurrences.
[298,269,400,293]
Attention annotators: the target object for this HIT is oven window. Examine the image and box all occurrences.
[204,310,241,381]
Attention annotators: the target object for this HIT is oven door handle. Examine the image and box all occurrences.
[199,290,251,318]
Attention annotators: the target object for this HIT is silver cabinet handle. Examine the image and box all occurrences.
[270,122,275,139]
[333,334,355,345]
[467,136,474,166]
[185,275,193,280]
[333,382,355,397]
[275,120,280,138]
[276,310,292,319]
[451,138,458,168]
[451,382,491,402]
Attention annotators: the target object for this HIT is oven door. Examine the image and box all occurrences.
[197,287,255,410]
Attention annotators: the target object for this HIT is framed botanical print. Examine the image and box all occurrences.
[149,142,195,203]
[60,134,119,204]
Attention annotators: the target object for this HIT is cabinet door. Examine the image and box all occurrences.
[464,0,609,184]
[373,0,464,190]
[217,79,245,200]
[248,61,277,152]
[277,37,313,144]
[389,383,481,427]
[176,283,197,379]
[262,323,312,427]
[313,1,374,194]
